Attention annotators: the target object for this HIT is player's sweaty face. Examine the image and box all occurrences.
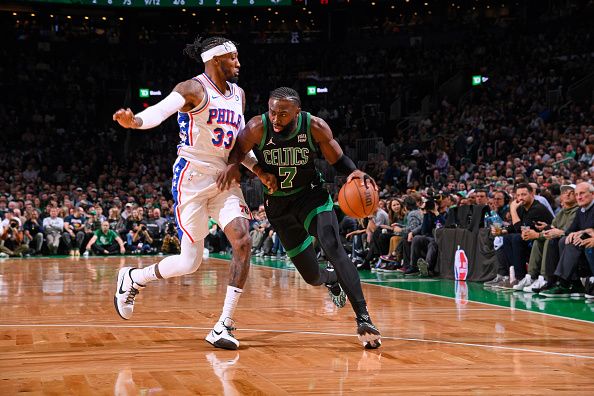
[219,52,240,82]
[268,98,300,133]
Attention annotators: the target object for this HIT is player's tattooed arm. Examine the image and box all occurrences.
[173,79,206,113]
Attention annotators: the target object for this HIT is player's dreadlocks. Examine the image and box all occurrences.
[269,87,301,107]
[183,36,237,62]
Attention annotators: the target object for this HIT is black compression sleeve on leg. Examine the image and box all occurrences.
[290,244,336,286]
[332,154,357,176]
[307,211,367,310]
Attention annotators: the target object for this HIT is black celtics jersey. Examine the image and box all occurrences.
[255,111,323,196]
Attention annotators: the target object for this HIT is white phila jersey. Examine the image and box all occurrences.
[176,73,244,173]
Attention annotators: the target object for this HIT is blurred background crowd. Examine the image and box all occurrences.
[1,0,593,300]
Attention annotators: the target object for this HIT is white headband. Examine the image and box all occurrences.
[200,42,237,63]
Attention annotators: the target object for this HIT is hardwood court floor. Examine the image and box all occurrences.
[1,256,594,395]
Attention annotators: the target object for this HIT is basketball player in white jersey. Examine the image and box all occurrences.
[112,36,270,350]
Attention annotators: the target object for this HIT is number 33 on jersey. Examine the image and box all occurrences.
[176,73,245,171]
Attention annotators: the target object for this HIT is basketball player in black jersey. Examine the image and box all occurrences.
[218,87,381,349]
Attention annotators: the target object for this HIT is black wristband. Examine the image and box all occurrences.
[332,154,357,176]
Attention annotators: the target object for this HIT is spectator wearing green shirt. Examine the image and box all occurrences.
[85,221,126,255]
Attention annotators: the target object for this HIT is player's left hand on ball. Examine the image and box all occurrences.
[216,164,241,191]
[347,170,378,191]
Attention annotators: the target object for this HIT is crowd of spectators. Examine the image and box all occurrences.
[1,0,593,306]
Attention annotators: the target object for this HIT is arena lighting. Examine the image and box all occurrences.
[84,16,89,19]
[102,16,106,20]
[12,12,17,16]
[31,13,36,17]
[181,8,186,11]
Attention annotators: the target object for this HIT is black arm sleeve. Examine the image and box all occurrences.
[332,154,357,176]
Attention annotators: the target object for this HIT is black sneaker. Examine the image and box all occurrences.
[356,315,381,349]
[404,266,420,276]
[570,280,586,298]
[541,284,571,298]
[586,278,594,299]
[532,281,555,294]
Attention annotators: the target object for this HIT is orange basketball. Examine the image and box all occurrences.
[338,178,379,218]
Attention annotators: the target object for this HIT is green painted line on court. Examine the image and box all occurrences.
[209,253,594,323]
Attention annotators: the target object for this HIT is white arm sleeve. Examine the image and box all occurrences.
[241,150,258,172]
[136,91,186,130]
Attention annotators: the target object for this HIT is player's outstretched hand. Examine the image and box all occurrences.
[217,164,242,191]
[113,108,141,129]
[347,170,378,191]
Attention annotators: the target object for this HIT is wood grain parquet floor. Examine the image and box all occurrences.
[1,256,593,395]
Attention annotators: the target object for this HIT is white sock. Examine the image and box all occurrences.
[131,264,159,285]
[590,276,594,283]
[218,285,243,324]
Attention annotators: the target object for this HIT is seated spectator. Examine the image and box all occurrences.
[487,183,554,289]
[492,190,511,222]
[161,222,181,254]
[520,184,578,293]
[0,217,28,257]
[85,221,126,256]
[205,218,229,254]
[403,198,446,276]
[82,210,102,250]
[1,209,22,231]
[541,182,594,298]
[398,195,425,268]
[350,204,389,270]
[107,207,127,237]
[146,208,166,247]
[23,210,44,255]
[63,206,86,256]
[131,222,155,254]
[42,207,64,255]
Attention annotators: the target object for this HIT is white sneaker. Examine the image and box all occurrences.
[114,267,144,320]
[524,275,546,293]
[205,317,239,350]
[513,274,534,291]
[0,252,9,259]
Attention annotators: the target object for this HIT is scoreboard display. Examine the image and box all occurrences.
[25,0,291,7]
